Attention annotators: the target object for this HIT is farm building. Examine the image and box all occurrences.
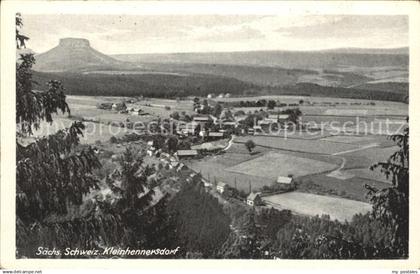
[170,161,179,169]
[247,192,262,206]
[201,178,213,188]
[222,121,237,129]
[130,108,142,115]
[177,123,197,136]
[216,182,228,194]
[97,102,113,110]
[193,116,213,123]
[112,102,127,111]
[253,125,263,134]
[189,172,201,181]
[257,119,273,126]
[276,176,296,191]
[176,149,198,158]
[208,131,224,140]
[176,163,188,172]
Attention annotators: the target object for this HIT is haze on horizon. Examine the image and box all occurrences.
[22,14,408,55]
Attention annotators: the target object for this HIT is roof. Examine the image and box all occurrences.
[277,176,293,184]
[209,132,224,137]
[193,116,211,121]
[217,182,227,188]
[247,192,261,201]
[190,172,200,178]
[222,121,236,126]
[176,149,198,156]
[258,120,272,125]
[267,114,289,120]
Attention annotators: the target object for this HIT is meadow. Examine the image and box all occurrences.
[226,151,337,178]
[234,135,361,155]
[262,192,372,222]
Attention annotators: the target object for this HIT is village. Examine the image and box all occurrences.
[93,94,302,212]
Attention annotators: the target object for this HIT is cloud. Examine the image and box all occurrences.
[275,15,408,40]
[21,14,408,54]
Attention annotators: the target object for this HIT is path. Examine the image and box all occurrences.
[331,143,379,156]
[223,135,235,151]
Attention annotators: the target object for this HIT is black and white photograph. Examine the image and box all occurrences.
[1,1,420,269]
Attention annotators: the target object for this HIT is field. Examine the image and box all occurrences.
[262,192,372,222]
[234,135,361,155]
[22,116,132,145]
[67,95,195,123]
[29,95,404,203]
[226,151,336,179]
[184,144,274,192]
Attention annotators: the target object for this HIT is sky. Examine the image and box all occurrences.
[21,14,408,54]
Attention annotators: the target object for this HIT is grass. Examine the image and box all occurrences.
[262,192,372,222]
[296,173,391,202]
[234,135,359,155]
[226,151,337,179]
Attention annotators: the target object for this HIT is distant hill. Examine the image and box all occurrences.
[319,47,409,55]
[30,40,408,101]
[139,62,374,88]
[33,38,134,72]
[112,48,408,70]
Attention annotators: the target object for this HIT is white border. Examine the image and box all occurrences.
[1,0,420,269]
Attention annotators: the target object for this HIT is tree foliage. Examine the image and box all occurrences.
[245,140,256,152]
[167,180,231,257]
[366,121,409,257]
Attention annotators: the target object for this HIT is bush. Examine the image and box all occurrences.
[109,136,118,144]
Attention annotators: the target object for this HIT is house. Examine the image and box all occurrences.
[201,178,212,188]
[208,131,224,140]
[225,93,231,98]
[169,161,179,169]
[217,93,224,98]
[130,108,142,115]
[222,121,237,129]
[253,125,263,134]
[216,182,228,194]
[112,102,127,111]
[97,102,113,110]
[207,93,216,99]
[176,149,198,158]
[193,116,212,123]
[257,119,272,126]
[247,192,262,206]
[189,172,201,182]
[161,152,170,159]
[278,114,290,122]
[276,176,296,190]
[176,163,187,172]
[177,122,198,136]
[247,128,255,135]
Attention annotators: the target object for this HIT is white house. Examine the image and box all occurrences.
[216,182,228,194]
[247,192,262,206]
[176,149,198,158]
